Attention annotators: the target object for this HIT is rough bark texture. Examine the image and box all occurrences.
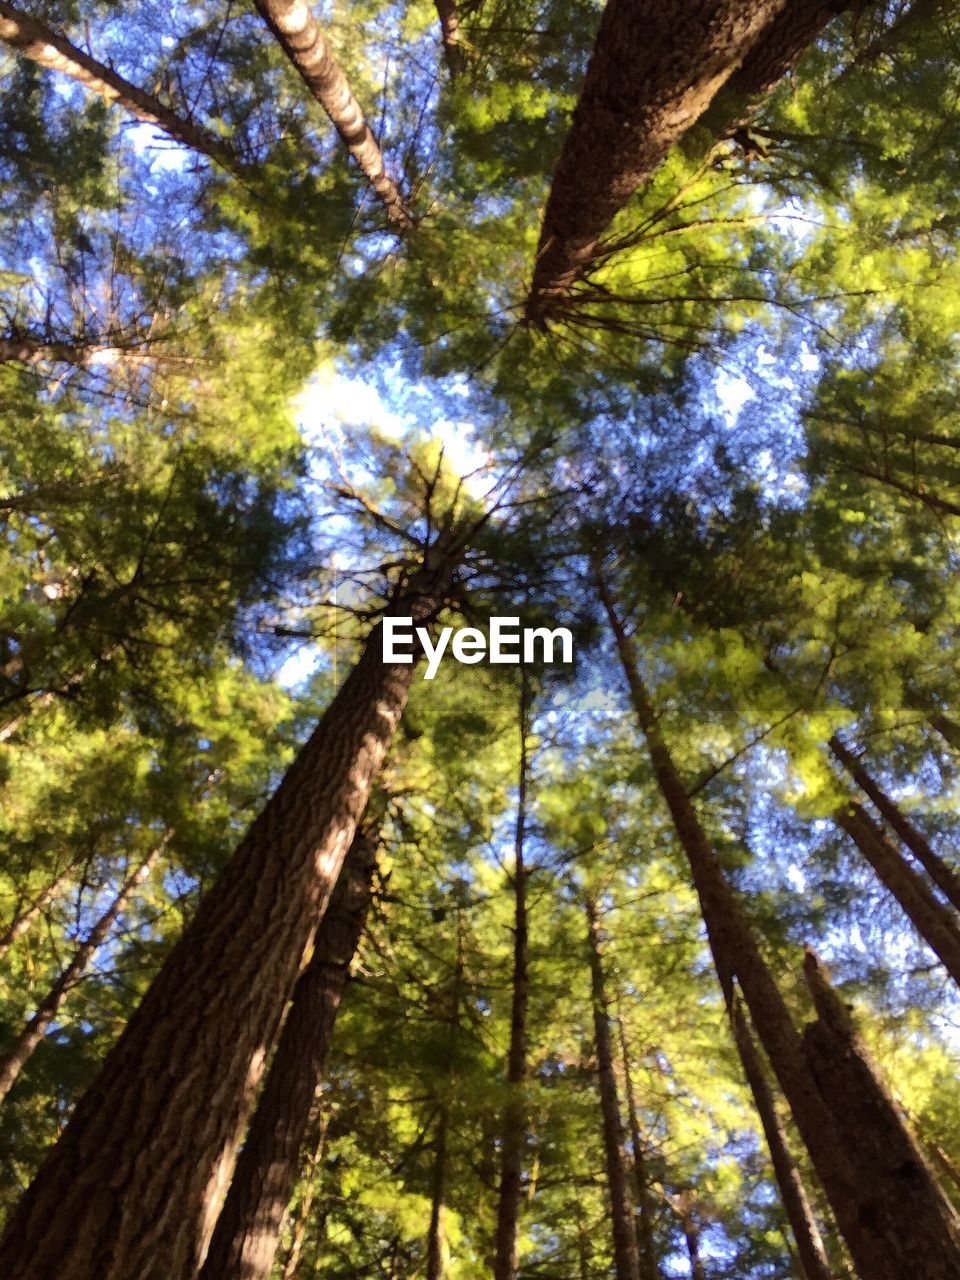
[617,1010,662,1280]
[836,802,960,987]
[0,863,76,964]
[729,993,834,1280]
[493,679,531,1280]
[0,560,450,1280]
[830,735,960,912]
[199,830,378,1280]
[434,0,466,76]
[254,0,412,225]
[0,848,160,1107]
[585,895,641,1280]
[525,0,792,325]
[0,2,239,172]
[801,950,960,1276]
[594,563,960,1278]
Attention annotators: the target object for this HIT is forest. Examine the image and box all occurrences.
[0,0,959,1277]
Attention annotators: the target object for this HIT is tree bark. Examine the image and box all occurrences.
[616,1009,662,1280]
[674,1191,707,1280]
[802,949,960,1273]
[280,1112,330,1280]
[0,862,76,964]
[584,894,641,1280]
[0,2,240,173]
[199,829,378,1280]
[830,735,960,912]
[0,558,452,1280]
[426,1108,449,1280]
[594,561,960,1278]
[493,676,531,1280]
[835,802,960,987]
[729,992,834,1280]
[0,847,161,1107]
[525,0,792,326]
[434,1,466,76]
[253,0,412,226]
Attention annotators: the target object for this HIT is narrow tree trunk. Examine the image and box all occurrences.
[525,0,792,325]
[434,1,466,76]
[836,803,960,987]
[0,557,452,1280]
[594,562,960,1279]
[675,1191,707,1280]
[280,1111,330,1280]
[616,1009,662,1280]
[427,1108,449,1280]
[729,992,834,1280]
[830,736,960,912]
[0,2,240,172]
[493,676,531,1280]
[0,336,190,369]
[0,862,76,964]
[932,712,960,753]
[802,949,960,1271]
[584,894,641,1280]
[253,0,412,226]
[0,846,161,1107]
[199,830,378,1280]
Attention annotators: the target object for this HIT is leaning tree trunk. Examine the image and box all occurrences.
[0,1,240,173]
[493,677,531,1280]
[584,894,641,1280]
[729,992,834,1280]
[836,802,960,987]
[802,949,960,1272]
[525,0,794,325]
[254,0,412,226]
[0,860,77,964]
[594,562,960,1279]
[434,0,466,76]
[0,846,161,1107]
[617,1008,663,1280]
[0,555,453,1280]
[199,829,379,1280]
[830,735,960,912]
[279,1111,330,1280]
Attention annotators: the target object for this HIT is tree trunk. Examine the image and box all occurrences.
[525,0,792,325]
[199,829,378,1280]
[616,1009,662,1280]
[594,562,960,1278]
[830,736,960,912]
[434,1,466,76]
[835,803,960,987]
[675,1191,707,1280]
[493,677,531,1280]
[801,949,960,1273]
[280,1111,330,1280]
[0,2,240,173]
[0,846,161,1107]
[584,894,641,1280]
[0,862,76,964]
[931,712,960,753]
[426,1108,449,1280]
[0,558,451,1280]
[729,992,834,1280]
[253,0,412,226]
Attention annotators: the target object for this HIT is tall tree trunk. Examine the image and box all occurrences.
[729,992,834,1280]
[594,562,960,1279]
[0,862,76,964]
[802,949,960,1270]
[434,1,466,76]
[0,846,161,1107]
[199,830,378,1280]
[835,803,960,986]
[493,676,531,1280]
[675,1191,707,1280]
[584,894,641,1280]
[253,0,412,226]
[0,2,240,173]
[830,735,960,912]
[616,1008,662,1280]
[525,0,793,325]
[0,557,452,1280]
[426,1108,449,1280]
